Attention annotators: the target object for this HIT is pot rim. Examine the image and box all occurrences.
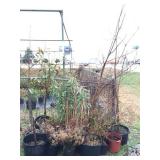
[110,124,130,134]
[106,131,122,142]
[23,133,48,146]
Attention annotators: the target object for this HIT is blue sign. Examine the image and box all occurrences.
[64,46,72,55]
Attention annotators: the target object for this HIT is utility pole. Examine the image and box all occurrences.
[60,11,65,75]
[20,9,69,75]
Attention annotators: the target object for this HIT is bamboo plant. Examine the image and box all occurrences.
[51,76,90,128]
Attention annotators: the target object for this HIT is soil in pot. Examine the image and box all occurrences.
[107,132,121,153]
[23,133,49,156]
[110,124,130,145]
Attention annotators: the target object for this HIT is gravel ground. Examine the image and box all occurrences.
[128,144,140,156]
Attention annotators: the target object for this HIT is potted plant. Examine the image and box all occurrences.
[63,137,75,156]
[26,89,37,110]
[23,132,49,156]
[30,78,45,104]
[20,89,28,109]
[36,89,45,105]
[22,48,50,156]
[78,134,102,156]
[106,131,122,153]
[23,119,50,156]
[38,95,44,105]
[39,121,60,156]
[77,108,108,156]
[33,48,53,115]
[109,124,130,145]
[58,127,86,156]
[20,97,24,105]
[25,78,40,110]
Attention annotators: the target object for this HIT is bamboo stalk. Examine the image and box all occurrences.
[80,101,84,126]
[73,94,77,119]
[65,96,69,127]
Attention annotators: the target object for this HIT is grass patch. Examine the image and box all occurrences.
[20,135,24,156]
[128,119,140,147]
[120,72,140,96]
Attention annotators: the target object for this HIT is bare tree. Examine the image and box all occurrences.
[90,7,139,124]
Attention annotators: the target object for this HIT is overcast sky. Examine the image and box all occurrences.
[20,0,141,63]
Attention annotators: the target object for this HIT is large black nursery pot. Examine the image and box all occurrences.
[109,124,130,145]
[26,99,37,110]
[38,96,44,104]
[35,115,50,124]
[20,98,26,109]
[100,141,108,155]
[20,98,24,105]
[63,140,76,156]
[34,115,50,129]
[47,143,59,156]
[23,133,49,156]
[78,144,102,156]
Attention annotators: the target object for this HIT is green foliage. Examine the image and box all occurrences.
[87,108,107,136]
[128,120,140,147]
[27,88,38,101]
[51,76,90,123]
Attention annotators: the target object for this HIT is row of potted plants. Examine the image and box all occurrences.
[20,95,56,109]
[23,115,129,156]
[21,48,130,156]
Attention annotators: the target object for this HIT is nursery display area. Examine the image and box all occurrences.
[20,8,140,156]
[20,50,140,156]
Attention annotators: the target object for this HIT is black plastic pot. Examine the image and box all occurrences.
[100,142,108,155]
[47,144,59,156]
[63,141,76,156]
[35,115,50,124]
[78,144,102,156]
[23,133,49,156]
[20,98,26,110]
[109,124,130,145]
[38,96,44,104]
[20,98,24,105]
[63,146,75,156]
[34,115,50,130]
[26,99,37,110]
[57,143,63,154]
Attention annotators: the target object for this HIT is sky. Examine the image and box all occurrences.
[20,0,141,63]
